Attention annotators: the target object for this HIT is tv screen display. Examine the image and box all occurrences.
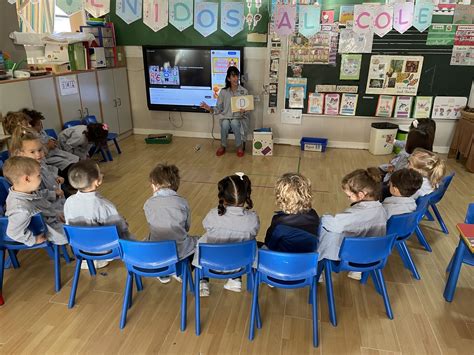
[143,46,244,112]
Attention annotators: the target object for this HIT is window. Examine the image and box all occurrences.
[53,6,71,33]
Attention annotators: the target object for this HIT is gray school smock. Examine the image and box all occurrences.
[317,201,388,261]
[380,150,410,183]
[144,188,197,260]
[192,206,260,267]
[382,196,417,219]
[214,85,250,121]
[39,161,65,212]
[40,129,79,171]
[64,190,132,239]
[5,188,68,246]
[411,177,434,200]
[58,125,91,160]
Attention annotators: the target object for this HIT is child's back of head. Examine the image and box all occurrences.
[410,119,435,150]
[218,173,253,215]
[149,163,180,191]
[68,160,101,191]
[2,111,31,135]
[405,128,432,154]
[275,172,312,214]
[389,168,423,197]
[342,167,382,201]
[3,156,40,186]
[408,148,446,188]
[21,108,45,133]
[85,123,108,147]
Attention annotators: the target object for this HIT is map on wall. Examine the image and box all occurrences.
[366,55,424,96]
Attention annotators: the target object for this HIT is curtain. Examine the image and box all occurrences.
[16,0,55,33]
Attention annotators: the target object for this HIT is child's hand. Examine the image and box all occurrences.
[57,213,65,223]
[47,139,57,150]
[200,102,211,112]
[35,234,47,244]
[56,177,65,184]
[387,165,395,173]
[55,189,65,198]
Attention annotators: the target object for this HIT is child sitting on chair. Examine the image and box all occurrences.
[144,163,197,284]
[2,111,31,135]
[3,156,68,247]
[317,168,387,280]
[264,173,320,252]
[58,123,108,160]
[382,168,423,219]
[408,148,446,199]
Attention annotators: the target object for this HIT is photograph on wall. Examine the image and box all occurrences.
[394,96,414,118]
[322,10,335,24]
[340,54,362,80]
[289,31,339,65]
[432,96,468,119]
[324,93,340,115]
[289,86,305,108]
[286,77,307,98]
[376,95,396,117]
[340,93,358,116]
[339,5,354,26]
[338,29,374,53]
[413,96,433,118]
[307,93,325,114]
[366,56,424,95]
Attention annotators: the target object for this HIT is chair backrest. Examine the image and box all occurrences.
[0,177,11,214]
[63,225,121,259]
[63,120,83,129]
[119,239,179,277]
[44,128,58,140]
[257,249,318,288]
[465,203,474,224]
[82,115,98,125]
[0,213,47,244]
[198,240,256,273]
[387,211,420,242]
[338,234,397,271]
[270,224,318,253]
[429,173,455,205]
[0,150,9,162]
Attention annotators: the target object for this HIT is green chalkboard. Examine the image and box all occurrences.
[109,0,269,47]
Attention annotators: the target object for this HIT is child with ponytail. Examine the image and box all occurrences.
[408,148,446,199]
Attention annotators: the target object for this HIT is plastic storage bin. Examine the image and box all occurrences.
[369,122,399,155]
[393,124,410,154]
[300,137,328,152]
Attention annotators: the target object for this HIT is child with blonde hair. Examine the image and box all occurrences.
[2,111,30,135]
[408,148,446,199]
[264,173,319,252]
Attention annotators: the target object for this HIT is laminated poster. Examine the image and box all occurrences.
[339,5,354,26]
[394,96,413,118]
[289,86,305,108]
[338,29,374,53]
[286,77,307,98]
[413,96,433,119]
[307,93,325,114]
[340,93,358,116]
[340,54,362,80]
[376,95,396,117]
[324,94,340,115]
[432,97,468,119]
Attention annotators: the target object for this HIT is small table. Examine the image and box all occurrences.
[448,117,474,173]
[443,223,474,302]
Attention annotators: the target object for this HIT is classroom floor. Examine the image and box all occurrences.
[0,135,473,354]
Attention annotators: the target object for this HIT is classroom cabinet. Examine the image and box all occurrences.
[0,80,33,119]
[29,77,62,132]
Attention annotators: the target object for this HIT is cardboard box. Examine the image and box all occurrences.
[45,43,69,62]
[253,128,273,156]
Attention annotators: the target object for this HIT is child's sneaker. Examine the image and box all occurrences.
[157,276,171,284]
[318,274,325,283]
[80,260,109,270]
[172,275,182,283]
[347,271,362,280]
[224,278,242,293]
[200,280,210,297]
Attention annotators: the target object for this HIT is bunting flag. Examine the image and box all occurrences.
[354,4,374,34]
[221,1,244,37]
[274,4,296,36]
[393,2,414,34]
[413,2,434,33]
[116,0,142,24]
[8,0,16,4]
[373,5,393,38]
[84,0,110,18]
[169,0,193,32]
[56,0,83,16]
[194,2,218,37]
[298,5,320,38]
[143,0,168,32]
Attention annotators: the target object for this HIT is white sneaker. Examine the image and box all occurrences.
[224,278,242,293]
[318,274,325,283]
[172,275,182,283]
[80,260,109,270]
[200,280,210,297]
[157,276,171,284]
[348,271,362,280]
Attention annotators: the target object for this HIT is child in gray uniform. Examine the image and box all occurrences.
[408,148,446,199]
[317,168,387,280]
[194,173,260,296]
[144,163,197,284]
[3,157,68,246]
[382,168,423,219]
[64,160,132,269]
[58,123,108,160]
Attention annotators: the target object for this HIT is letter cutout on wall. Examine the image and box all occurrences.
[298,4,321,38]
[274,4,296,36]
[393,2,414,34]
[116,0,142,24]
[169,0,193,31]
[84,0,110,18]
[413,2,434,32]
[194,2,218,37]
[57,0,83,16]
[354,4,375,34]
[373,5,393,37]
[143,0,168,32]
[221,1,244,37]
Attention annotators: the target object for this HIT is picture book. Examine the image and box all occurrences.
[307,93,325,114]
[394,96,413,118]
[376,95,395,117]
[339,93,358,116]
[324,93,340,115]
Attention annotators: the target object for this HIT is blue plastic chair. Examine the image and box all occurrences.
[414,194,434,252]
[249,249,319,347]
[0,214,62,303]
[318,234,397,327]
[63,225,132,308]
[82,115,122,156]
[424,173,455,234]
[119,239,194,330]
[266,224,318,253]
[443,203,474,302]
[63,120,82,129]
[44,128,58,140]
[194,240,257,335]
[0,151,9,162]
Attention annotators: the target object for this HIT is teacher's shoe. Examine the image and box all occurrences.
[236,148,244,157]
[216,147,226,156]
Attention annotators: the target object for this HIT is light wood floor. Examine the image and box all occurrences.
[1,135,473,354]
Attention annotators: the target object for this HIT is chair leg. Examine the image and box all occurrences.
[105,148,113,162]
[120,272,133,329]
[180,265,188,332]
[0,249,5,305]
[396,241,421,280]
[135,275,143,291]
[415,226,432,252]
[311,280,319,348]
[370,270,382,295]
[68,257,82,308]
[113,138,122,154]
[424,209,435,221]
[446,254,454,273]
[324,262,337,327]
[7,250,20,268]
[443,240,466,302]
[53,245,61,292]
[128,274,134,309]
[360,272,370,285]
[195,269,201,336]
[187,263,194,294]
[61,245,72,263]
[246,270,253,293]
[431,204,449,234]
[374,269,393,319]
[87,259,97,276]
[249,273,260,341]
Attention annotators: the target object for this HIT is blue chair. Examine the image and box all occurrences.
[63,120,82,129]
[414,194,434,252]
[82,115,122,156]
[443,203,474,302]
[119,239,194,330]
[63,225,130,308]
[266,224,318,253]
[194,240,256,335]
[0,214,62,303]
[44,128,58,140]
[425,173,455,234]
[249,249,319,347]
[318,234,397,327]
[0,151,9,162]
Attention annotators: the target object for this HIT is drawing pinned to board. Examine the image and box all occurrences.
[286,77,307,98]
[340,54,362,80]
[289,32,339,65]
[339,5,354,26]
[394,96,413,118]
[413,96,433,118]
[289,86,305,108]
[338,29,373,53]
[307,93,324,114]
[432,96,468,119]
[321,10,335,24]
[340,93,358,116]
[324,93,340,115]
[376,95,396,117]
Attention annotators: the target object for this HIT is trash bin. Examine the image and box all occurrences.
[393,125,410,154]
[369,122,399,155]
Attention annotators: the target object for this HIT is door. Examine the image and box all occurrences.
[113,67,133,133]
[77,72,101,120]
[29,77,62,132]
[97,69,120,133]
[55,75,82,125]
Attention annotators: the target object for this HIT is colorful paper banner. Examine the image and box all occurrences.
[413,2,434,33]
[393,2,414,34]
[116,0,142,24]
[57,0,83,16]
[221,1,244,37]
[194,2,218,37]
[274,4,296,36]
[298,5,321,38]
[143,0,168,32]
[354,4,375,34]
[169,0,193,32]
[373,5,393,38]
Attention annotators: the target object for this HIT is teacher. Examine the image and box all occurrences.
[200,66,249,157]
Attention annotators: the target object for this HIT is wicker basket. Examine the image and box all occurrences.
[461,108,474,123]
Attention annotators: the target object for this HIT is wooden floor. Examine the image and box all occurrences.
[1,135,473,354]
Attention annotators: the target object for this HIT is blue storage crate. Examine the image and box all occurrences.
[300,137,328,152]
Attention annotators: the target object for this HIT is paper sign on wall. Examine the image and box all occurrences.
[299,5,321,38]
[373,5,393,38]
[84,0,110,18]
[393,2,414,34]
[169,0,193,31]
[57,0,83,16]
[194,2,218,37]
[281,109,302,125]
[143,0,168,32]
[274,5,296,36]
[221,1,244,37]
[413,2,434,33]
[59,75,78,96]
[116,0,142,24]
[354,4,375,34]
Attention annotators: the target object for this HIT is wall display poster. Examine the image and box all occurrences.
[338,29,374,54]
[289,86,305,108]
[324,93,340,115]
[376,95,396,117]
[316,85,337,93]
[454,25,474,46]
[268,36,281,113]
[413,96,433,119]
[58,75,78,96]
[426,24,457,46]
[451,25,474,66]
[340,54,362,80]
[336,85,359,93]
[340,93,358,116]
[322,10,335,24]
[453,5,474,24]
[307,93,325,114]
[288,32,339,65]
[366,55,424,96]
[394,96,413,118]
[281,109,303,125]
[432,96,468,119]
[339,5,354,26]
[286,77,307,98]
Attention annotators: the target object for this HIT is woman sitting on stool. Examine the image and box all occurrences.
[200,66,249,157]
